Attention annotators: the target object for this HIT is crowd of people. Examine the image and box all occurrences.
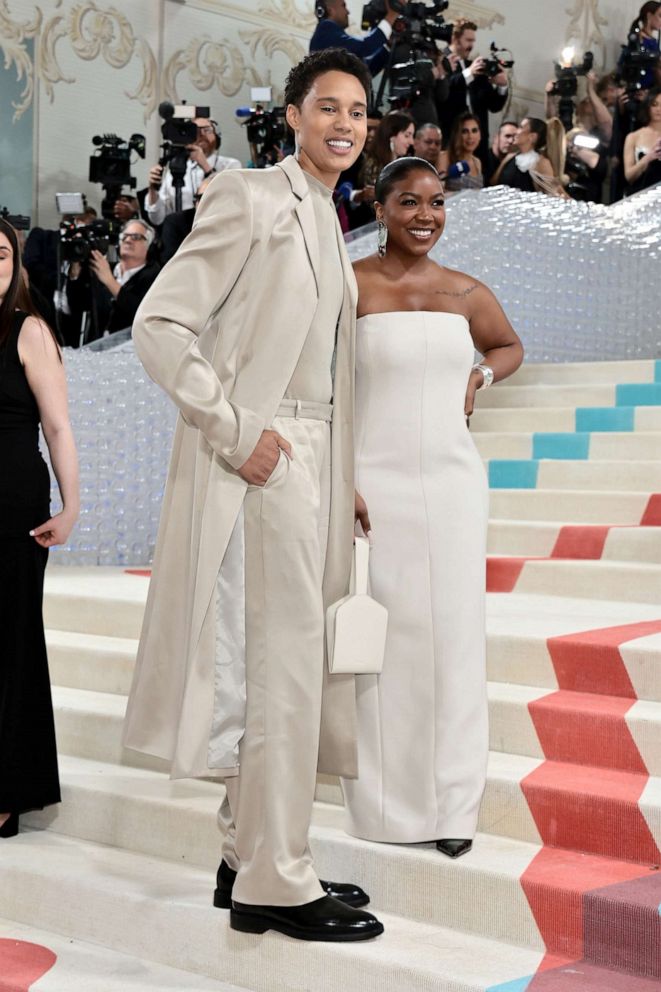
[13,2,661,345]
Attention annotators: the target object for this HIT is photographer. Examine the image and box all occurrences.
[485,119,518,182]
[309,1,403,76]
[67,219,160,337]
[440,18,509,168]
[145,118,241,227]
[160,175,214,263]
[623,86,661,193]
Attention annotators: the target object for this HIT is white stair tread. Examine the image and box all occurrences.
[46,628,138,654]
[0,919,247,991]
[0,831,546,992]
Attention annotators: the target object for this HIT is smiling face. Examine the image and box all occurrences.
[286,69,368,187]
[459,117,481,155]
[454,28,476,60]
[0,231,14,303]
[375,168,446,259]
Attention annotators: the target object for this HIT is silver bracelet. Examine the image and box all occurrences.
[472,363,494,389]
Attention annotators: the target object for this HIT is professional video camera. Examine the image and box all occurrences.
[365,1,453,112]
[236,87,287,168]
[58,218,112,264]
[157,101,211,210]
[0,206,30,230]
[89,133,145,220]
[551,48,594,131]
[618,28,659,93]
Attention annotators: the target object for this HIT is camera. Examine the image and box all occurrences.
[0,206,30,231]
[89,133,145,220]
[367,1,454,111]
[157,101,213,209]
[59,218,112,264]
[618,29,659,93]
[236,88,287,168]
[483,42,514,78]
[551,50,594,130]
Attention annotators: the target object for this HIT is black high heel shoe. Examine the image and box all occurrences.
[436,838,472,859]
[0,813,19,838]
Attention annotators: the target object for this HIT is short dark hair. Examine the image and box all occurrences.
[453,17,478,39]
[375,156,442,203]
[499,119,518,131]
[284,48,371,109]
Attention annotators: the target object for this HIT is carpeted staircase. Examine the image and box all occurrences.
[1,358,660,991]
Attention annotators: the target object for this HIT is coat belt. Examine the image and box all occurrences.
[275,399,333,422]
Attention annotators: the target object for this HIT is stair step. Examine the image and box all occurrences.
[46,629,137,695]
[487,460,661,492]
[506,559,661,604]
[488,490,651,524]
[0,831,548,992]
[469,407,661,433]
[488,521,661,563]
[476,384,617,409]
[505,359,658,386]
[475,431,661,463]
[0,918,246,991]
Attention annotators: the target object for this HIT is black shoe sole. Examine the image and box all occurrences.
[229,909,384,941]
[215,888,369,910]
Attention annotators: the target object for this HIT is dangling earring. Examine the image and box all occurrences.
[377,220,388,258]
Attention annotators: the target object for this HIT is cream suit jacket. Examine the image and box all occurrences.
[122,156,359,780]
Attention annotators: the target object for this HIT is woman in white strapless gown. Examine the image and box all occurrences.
[344,157,523,857]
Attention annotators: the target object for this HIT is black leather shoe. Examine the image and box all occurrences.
[0,814,18,839]
[230,894,384,941]
[436,838,472,858]
[213,860,369,909]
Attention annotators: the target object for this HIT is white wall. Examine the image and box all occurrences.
[0,0,650,225]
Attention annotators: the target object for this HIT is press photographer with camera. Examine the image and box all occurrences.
[67,219,160,337]
[145,116,241,227]
[440,18,510,169]
[309,1,404,76]
[623,86,661,193]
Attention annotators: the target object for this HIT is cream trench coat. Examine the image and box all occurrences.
[122,156,358,781]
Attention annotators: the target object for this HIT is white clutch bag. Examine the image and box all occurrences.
[326,537,388,675]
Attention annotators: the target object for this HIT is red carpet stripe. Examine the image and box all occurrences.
[640,494,661,525]
[0,940,57,989]
[519,621,661,977]
[550,526,610,560]
[486,557,531,591]
[546,621,661,698]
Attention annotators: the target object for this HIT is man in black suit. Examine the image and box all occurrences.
[439,17,509,169]
[309,0,402,76]
[67,219,160,338]
[160,175,214,263]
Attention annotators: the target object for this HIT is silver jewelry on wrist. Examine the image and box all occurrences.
[472,363,494,389]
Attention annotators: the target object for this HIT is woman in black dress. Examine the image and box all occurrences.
[0,218,79,837]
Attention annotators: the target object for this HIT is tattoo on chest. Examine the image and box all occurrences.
[434,284,478,298]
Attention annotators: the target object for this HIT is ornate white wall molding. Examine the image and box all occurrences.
[0,0,42,120]
[447,1,505,30]
[164,35,248,102]
[565,0,608,63]
[39,2,158,119]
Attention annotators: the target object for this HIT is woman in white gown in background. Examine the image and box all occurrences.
[345,157,523,857]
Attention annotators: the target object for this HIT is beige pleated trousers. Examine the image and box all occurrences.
[217,406,332,906]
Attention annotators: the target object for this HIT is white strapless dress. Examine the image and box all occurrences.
[342,311,489,842]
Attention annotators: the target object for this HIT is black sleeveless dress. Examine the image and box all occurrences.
[0,311,61,814]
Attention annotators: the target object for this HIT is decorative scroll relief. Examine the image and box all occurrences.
[0,0,41,121]
[257,0,316,31]
[447,1,505,30]
[38,1,158,120]
[565,0,608,64]
[164,36,247,103]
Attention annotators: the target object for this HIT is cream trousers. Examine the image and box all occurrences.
[217,407,332,906]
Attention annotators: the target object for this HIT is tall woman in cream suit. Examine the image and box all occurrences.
[344,158,523,857]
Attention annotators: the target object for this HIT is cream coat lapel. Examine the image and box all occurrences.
[277,157,321,296]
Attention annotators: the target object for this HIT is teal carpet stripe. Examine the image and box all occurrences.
[486,978,533,992]
[655,360,661,383]
[489,460,539,489]
[616,383,661,406]
[533,433,590,460]
[576,407,635,432]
